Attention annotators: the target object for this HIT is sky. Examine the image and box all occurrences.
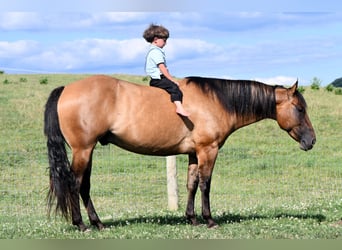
[1,1,342,86]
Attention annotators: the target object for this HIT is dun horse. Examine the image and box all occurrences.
[44,75,316,231]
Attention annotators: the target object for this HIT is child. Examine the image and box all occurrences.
[143,24,190,117]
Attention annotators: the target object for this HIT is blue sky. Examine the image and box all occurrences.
[1,1,342,86]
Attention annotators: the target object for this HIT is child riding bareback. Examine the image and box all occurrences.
[143,24,190,117]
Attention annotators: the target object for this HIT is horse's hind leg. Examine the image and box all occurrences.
[70,147,96,231]
[185,153,200,225]
[80,152,104,230]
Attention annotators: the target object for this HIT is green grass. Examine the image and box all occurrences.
[0,74,342,239]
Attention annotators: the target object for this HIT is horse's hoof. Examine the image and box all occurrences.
[187,217,200,226]
[207,221,218,229]
[192,221,200,226]
[97,223,105,230]
[78,224,89,232]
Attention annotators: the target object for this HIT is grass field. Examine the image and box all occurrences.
[0,74,341,239]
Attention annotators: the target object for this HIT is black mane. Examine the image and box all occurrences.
[185,76,278,120]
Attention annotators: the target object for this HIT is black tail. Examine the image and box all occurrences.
[44,86,76,220]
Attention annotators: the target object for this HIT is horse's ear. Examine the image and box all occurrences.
[289,79,298,95]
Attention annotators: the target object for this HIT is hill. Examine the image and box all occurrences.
[330,77,342,87]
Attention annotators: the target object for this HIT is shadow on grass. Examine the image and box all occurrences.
[102,212,326,228]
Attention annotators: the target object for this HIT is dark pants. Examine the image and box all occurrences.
[150,76,183,102]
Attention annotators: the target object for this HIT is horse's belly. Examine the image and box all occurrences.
[103,124,194,156]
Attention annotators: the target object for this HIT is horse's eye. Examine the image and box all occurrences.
[296,106,304,113]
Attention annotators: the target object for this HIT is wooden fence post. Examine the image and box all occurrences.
[166,155,178,211]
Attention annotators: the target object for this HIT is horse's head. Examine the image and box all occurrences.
[275,81,316,151]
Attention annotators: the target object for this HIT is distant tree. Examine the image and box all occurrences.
[310,77,322,90]
[325,84,334,92]
[297,86,305,94]
[335,88,342,95]
[39,77,48,85]
[330,77,342,88]
[0,70,4,74]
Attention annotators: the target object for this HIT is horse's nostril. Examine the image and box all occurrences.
[312,138,316,145]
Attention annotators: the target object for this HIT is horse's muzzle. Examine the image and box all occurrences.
[300,137,316,151]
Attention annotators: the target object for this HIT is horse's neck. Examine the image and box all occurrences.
[235,115,274,130]
[234,90,277,129]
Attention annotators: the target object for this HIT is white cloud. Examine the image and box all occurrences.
[254,76,298,86]
[1,37,223,73]
[60,12,149,30]
[13,38,148,72]
[166,39,223,60]
[0,12,43,30]
[0,12,148,31]
[0,40,40,57]
[91,12,147,23]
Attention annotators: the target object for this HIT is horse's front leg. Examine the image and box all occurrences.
[197,146,219,228]
[185,154,199,225]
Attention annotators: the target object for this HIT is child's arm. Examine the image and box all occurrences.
[158,63,179,85]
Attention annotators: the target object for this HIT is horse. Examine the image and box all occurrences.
[44,75,316,231]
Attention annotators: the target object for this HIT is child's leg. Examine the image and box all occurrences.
[150,78,190,116]
[174,101,190,117]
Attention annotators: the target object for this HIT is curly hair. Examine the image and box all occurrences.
[143,24,169,43]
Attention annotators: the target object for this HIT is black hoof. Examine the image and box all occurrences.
[207,219,218,229]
